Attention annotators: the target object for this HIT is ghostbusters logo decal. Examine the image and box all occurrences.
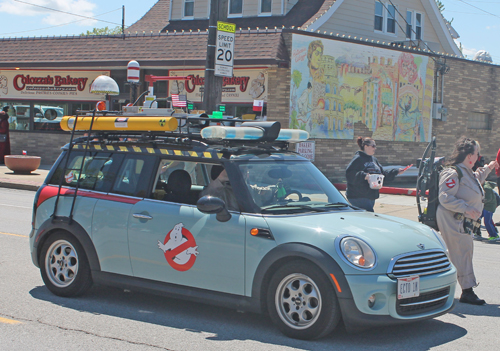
[157,223,199,271]
[65,171,74,184]
[445,178,456,188]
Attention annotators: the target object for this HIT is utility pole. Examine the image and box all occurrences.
[122,6,125,40]
[203,0,228,115]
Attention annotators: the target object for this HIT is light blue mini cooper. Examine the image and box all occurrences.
[29,119,456,340]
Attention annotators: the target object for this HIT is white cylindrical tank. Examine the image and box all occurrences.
[127,60,140,83]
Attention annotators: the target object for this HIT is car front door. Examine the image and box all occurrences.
[127,159,246,295]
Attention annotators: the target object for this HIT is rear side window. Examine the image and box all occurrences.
[111,154,156,197]
[48,151,124,192]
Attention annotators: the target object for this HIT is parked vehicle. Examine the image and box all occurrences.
[10,105,64,130]
[29,116,456,340]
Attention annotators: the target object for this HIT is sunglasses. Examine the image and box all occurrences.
[368,144,377,148]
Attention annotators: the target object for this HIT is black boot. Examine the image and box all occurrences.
[459,288,485,305]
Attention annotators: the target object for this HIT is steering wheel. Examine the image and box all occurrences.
[279,190,303,202]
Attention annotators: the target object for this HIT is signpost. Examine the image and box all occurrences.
[215,21,235,78]
[296,141,316,162]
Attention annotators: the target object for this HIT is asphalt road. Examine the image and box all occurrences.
[1,188,499,351]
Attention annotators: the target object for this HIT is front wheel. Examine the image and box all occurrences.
[267,260,340,340]
[39,231,93,297]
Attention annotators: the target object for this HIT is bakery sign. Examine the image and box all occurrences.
[0,69,110,101]
[168,69,267,103]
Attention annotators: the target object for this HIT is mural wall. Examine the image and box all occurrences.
[290,34,435,141]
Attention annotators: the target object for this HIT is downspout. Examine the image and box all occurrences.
[169,0,173,21]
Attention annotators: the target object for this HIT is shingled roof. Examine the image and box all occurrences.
[126,0,170,34]
[0,30,287,68]
[126,0,328,33]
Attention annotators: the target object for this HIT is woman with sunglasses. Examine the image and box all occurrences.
[345,136,410,212]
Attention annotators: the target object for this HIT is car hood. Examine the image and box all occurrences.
[263,210,444,274]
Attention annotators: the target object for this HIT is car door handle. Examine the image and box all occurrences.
[133,213,153,220]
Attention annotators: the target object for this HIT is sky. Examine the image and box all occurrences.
[0,0,498,63]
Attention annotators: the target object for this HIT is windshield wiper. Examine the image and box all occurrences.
[261,204,327,213]
[324,202,359,209]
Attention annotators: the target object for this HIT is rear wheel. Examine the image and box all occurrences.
[39,231,93,297]
[267,260,340,340]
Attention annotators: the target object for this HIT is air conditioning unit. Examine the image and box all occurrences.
[432,103,448,121]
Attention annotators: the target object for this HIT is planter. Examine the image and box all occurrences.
[4,155,41,174]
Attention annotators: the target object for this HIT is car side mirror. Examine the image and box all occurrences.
[44,109,58,120]
[197,195,231,222]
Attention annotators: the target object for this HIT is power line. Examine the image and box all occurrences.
[0,8,122,36]
[452,0,500,19]
[13,0,123,26]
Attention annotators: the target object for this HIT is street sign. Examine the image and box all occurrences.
[215,21,235,78]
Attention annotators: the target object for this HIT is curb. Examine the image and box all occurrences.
[333,183,417,196]
[0,181,40,192]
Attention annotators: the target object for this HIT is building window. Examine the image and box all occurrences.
[260,0,271,14]
[406,10,423,40]
[375,2,383,31]
[468,112,490,130]
[183,0,194,18]
[229,0,243,16]
[374,2,396,35]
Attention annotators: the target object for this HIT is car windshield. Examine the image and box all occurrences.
[237,161,350,214]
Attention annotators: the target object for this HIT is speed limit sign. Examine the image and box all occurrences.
[215,21,236,77]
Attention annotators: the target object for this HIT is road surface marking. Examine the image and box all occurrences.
[0,317,22,324]
[0,232,28,238]
[0,203,31,209]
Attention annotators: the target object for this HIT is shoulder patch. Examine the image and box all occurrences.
[445,178,456,188]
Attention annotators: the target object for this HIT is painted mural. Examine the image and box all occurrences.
[290,34,435,141]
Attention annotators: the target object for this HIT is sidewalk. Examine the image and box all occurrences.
[0,164,50,191]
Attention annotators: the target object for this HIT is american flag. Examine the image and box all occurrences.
[172,94,187,107]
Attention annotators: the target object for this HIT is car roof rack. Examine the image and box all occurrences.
[51,109,309,223]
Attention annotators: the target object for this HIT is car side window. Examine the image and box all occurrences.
[151,159,210,204]
[111,154,156,197]
[48,151,123,193]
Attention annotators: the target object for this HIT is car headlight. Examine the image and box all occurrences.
[339,237,376,269]
[431,229,449,254]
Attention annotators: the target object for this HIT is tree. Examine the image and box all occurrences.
[436,0,445,12]
[436,0,453,23]
[81,26,122,36]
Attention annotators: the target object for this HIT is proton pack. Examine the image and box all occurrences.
[416,137,462,231]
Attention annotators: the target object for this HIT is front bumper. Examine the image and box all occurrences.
[339,268,457,330]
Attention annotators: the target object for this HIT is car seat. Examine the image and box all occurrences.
[164,169,192,204]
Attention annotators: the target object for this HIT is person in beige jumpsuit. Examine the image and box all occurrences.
[437,137,498,305]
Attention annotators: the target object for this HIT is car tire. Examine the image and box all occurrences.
[39,231,93,297]
[267,260,340,340]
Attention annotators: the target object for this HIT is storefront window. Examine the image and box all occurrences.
[10,104,30,130]
[2,100,71,131]
[33,104,66,131]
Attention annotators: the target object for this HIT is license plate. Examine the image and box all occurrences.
[397,275,420,299]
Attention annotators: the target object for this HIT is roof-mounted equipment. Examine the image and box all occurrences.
[200,121,309,143]
[60,116,179,132]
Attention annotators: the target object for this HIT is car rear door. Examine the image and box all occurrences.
[92,153,156,276]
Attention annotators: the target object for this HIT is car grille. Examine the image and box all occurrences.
[396,287,450,316]
[387,249,452,278]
